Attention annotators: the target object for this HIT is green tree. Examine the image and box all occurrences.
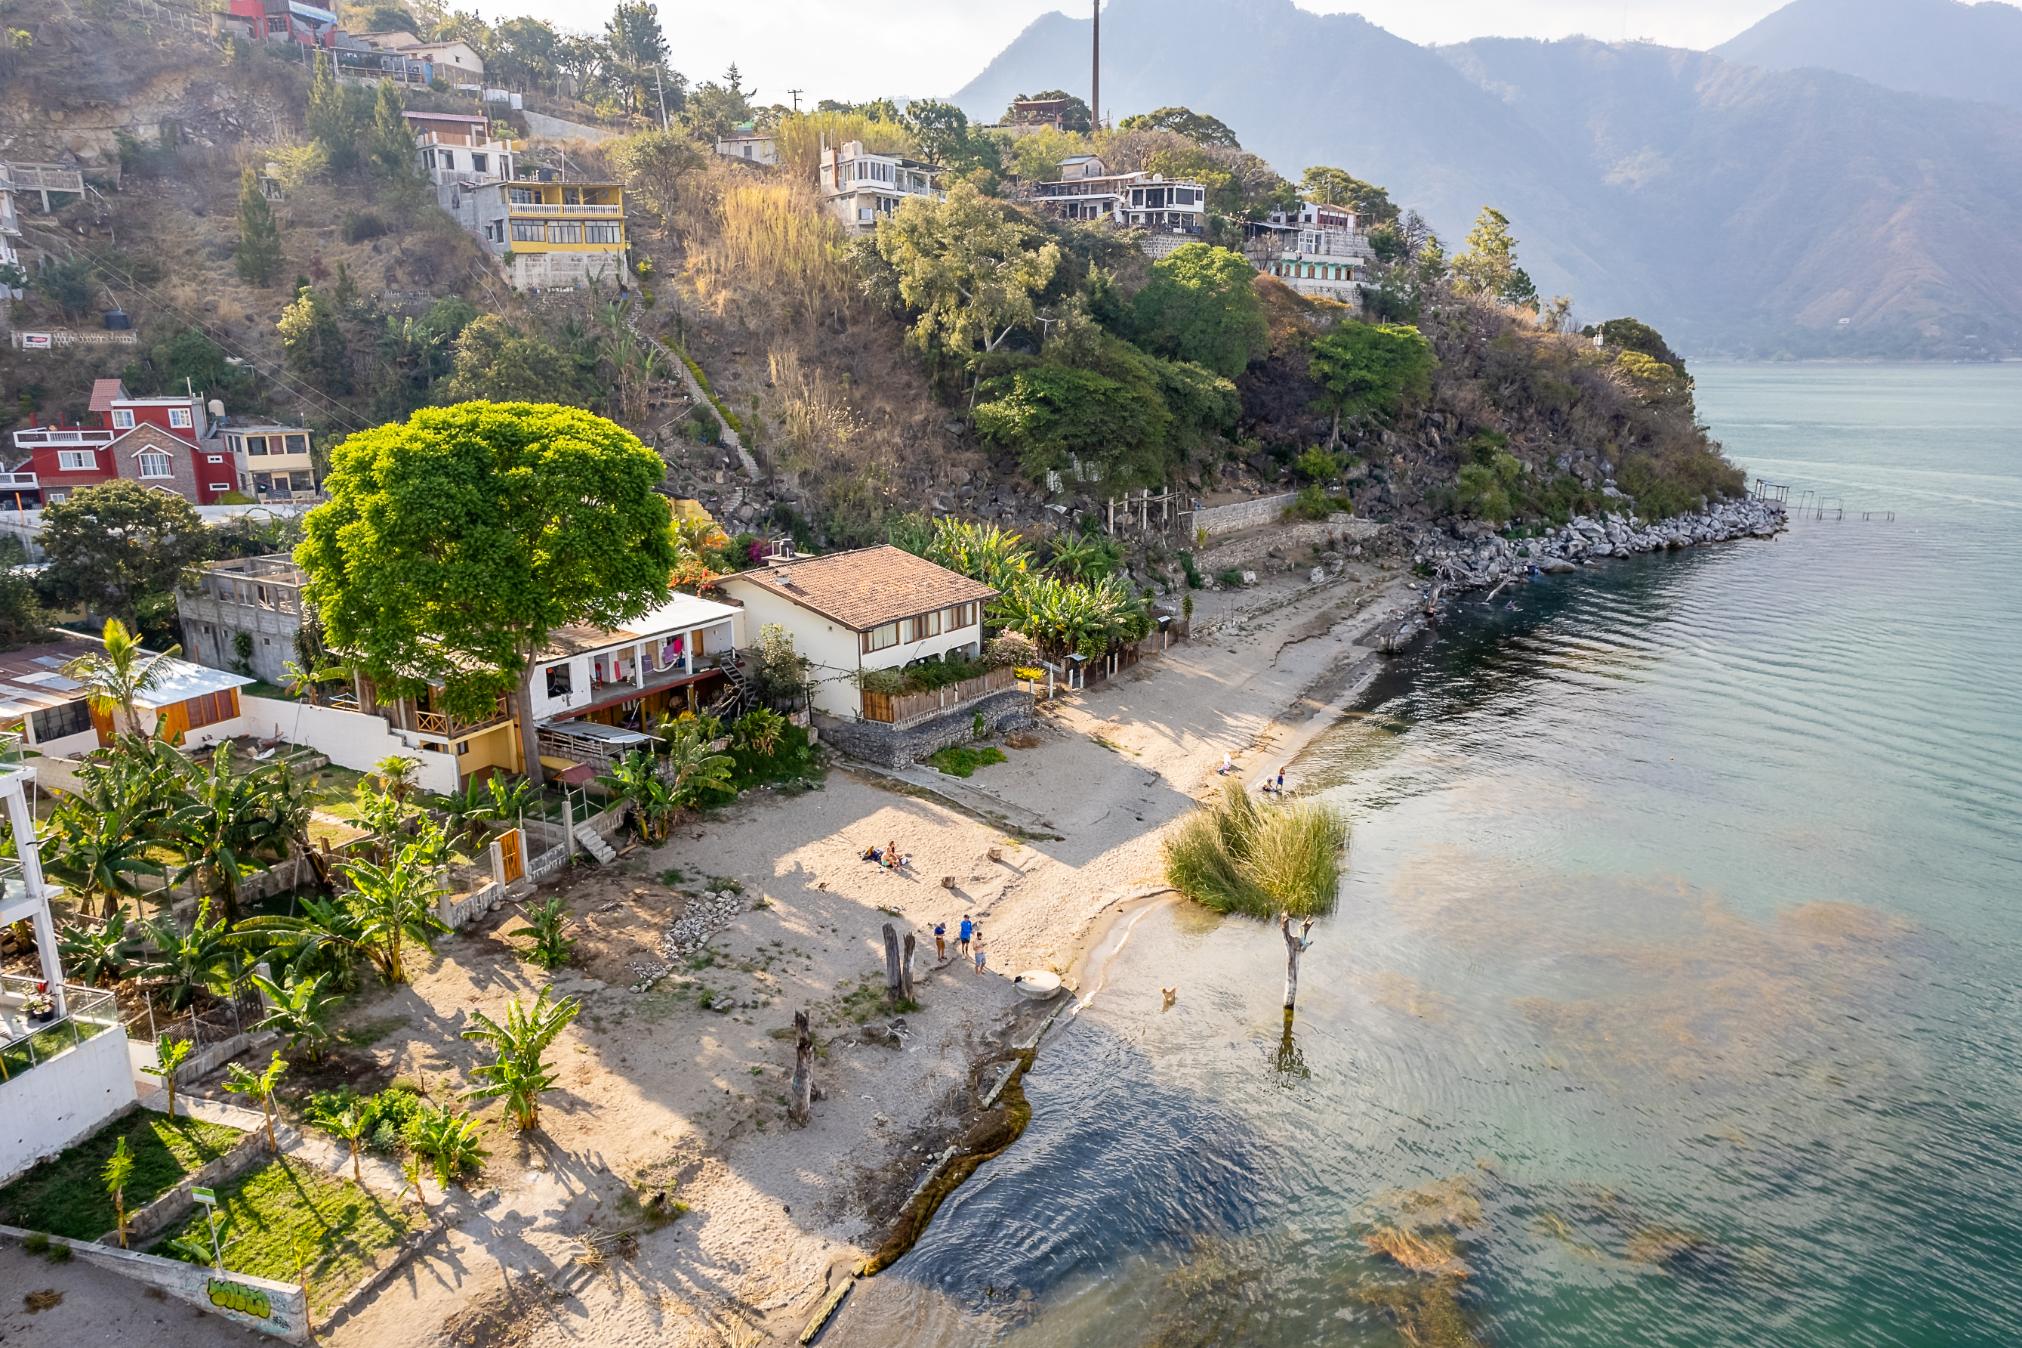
[297,402,676,786]
[460,988,582,1131]
[60,618,183,736]
[165,744,290,921]
[1117,106,1240,147]
[440,315,592,404]
[58,910,134,986]
[599,748,680,843]
[681,64,753,142]
[902,99,996,178]
[0,571,49,650]
[104,1136,136,1248]
[234,167,283,286]
[491,17,560,89]
[136,899,232,1011]
[223,1051,289,1152]
[33,256,95,317]
[1298,166,1398,224]
[336,838,451,985]
[1451,206,1535,306]
[975,358,1171,486]
[1130,242,1268,379]
[277,284,351,395]
[252,969,337,1063]
[368,79,417,180]
[39,482,203,630]
[1591,317,1687,375]
[1308,321,1436,444]
[306,52,366,174]
[313,1102,369,1183]
[604,1,672,114]
[145,1036,193,1117]
[45,790,168,917]
[873,183,1062,369]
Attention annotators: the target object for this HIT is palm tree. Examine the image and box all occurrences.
[339,840,450,986]
[145,1036,194,1117]
[460,989,582,1132]
[103,1136,135,1248]
[166,745,291,922]
[223,1051,289,1152]
[599,749,680,843]
[231,892,365,991]
[313,1103,368,1184]
[57,909,134,986]
[251,969,336,1063]
[43,786,171,919]
[61,618,181,737]
[373,755,421,805]
[656,721,734,809]
[136,899,232,1011]
[280,657,351,707]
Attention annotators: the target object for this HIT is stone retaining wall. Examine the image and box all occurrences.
[117,1121,265,1246]
[1198,516,1385,574]
[814,690,1034,769]
[1194,492,1303,537]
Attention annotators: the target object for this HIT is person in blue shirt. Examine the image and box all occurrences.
[933,922,947,960]
[958,915,974,955]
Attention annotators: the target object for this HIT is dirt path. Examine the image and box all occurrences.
[311,561,1413,1348]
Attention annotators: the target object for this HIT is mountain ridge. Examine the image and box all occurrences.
[1714,0,2022,111]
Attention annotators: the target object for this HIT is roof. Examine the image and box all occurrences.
[0,638,249,718]
[403,110,488,125]
[719,546,996,633]
[88,379,127,412]
[539,591,741,660]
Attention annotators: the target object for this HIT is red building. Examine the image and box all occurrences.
[7,380,244,508]
[222,1,339,49]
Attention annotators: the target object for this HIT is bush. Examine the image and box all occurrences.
[1294,446,1343,483]
[340,211,388,244]
[1216,568,1245,588]
[307,1086,424,1155]
[1285,485,1339,521]
[1179,551,1205,590]
[928,745,1006,778]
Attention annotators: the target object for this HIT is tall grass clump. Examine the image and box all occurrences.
[1163,783,1348,919]
[772,112,918,180]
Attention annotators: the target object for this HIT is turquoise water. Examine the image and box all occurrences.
[835,364,2022,1347]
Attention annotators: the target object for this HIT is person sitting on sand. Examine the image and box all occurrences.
[860,845,883,864]
[884,839,900,870]
[1218,752,1236,776]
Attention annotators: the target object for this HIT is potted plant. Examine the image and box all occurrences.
[23,986,56,1023]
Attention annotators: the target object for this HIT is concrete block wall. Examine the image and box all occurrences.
[0,1023,137,1183]
[0,1226,307,1341]
[814,689,1034,769]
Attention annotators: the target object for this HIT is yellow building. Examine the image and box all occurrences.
[460,178,630,291]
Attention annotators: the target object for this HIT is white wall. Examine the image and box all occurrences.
[233,695,460,795]
[0,504,310,561]
[0,1026,137,1184]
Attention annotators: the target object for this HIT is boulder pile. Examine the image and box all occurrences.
[1412,497,1787,592]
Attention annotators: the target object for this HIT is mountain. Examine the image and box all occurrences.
[1715,0,2022,112]
[954,0,2022,357]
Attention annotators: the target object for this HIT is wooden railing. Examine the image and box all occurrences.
[415,698,510,737]
[859,666,1014,728]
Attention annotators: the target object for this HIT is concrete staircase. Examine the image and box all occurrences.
[575,826,618,865]
[626,307,761,486]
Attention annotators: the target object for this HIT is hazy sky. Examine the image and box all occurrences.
[472,1,1787,103]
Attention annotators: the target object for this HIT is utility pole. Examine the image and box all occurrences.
[1091,0,1101,131]
[654,66,670,131]
[788,87,803,114]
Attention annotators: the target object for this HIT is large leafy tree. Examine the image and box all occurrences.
[1451,207,1537,307]
[604,1,672,114]
[38,482,205,630]
[440,316,592,404]
[1117,106,1241,148]
[901,100,998,180]
[874,183,1062,369]
[1308,321,1437,445]
[1130,242,1269,380]
[1299,166,1399,224]
[296,402,676,785]
[1007,89,1092,134]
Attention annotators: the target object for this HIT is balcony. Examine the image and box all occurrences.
[0,976,120,1085]
[413,696,511,739]
[0,471,38,491]
[12,427,116,450]
[506,201,624,217]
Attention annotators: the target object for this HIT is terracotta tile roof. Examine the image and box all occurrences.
[88,379,128,412]
[721,545,996,632]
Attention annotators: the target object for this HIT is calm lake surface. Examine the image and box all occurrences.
[836,364,2022,1347]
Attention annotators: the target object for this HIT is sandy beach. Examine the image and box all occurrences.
[273,556,1413,1348]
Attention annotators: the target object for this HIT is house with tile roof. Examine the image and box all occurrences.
[715,545,1018,748]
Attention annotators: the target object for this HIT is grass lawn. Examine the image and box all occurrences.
[154,1157,419,1313]
[0,1110,246,1238]
[928,745,1008,779]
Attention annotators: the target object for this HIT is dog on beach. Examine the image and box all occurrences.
[1162,987,1178,1011]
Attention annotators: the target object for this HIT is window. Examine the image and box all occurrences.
[244,436,268,456]
[286,435,308,454]
[208,482,230,492]
[545,664,573,698]
[112,409,135,429]
[168,407,193,429]
[914,608,944,640]
[137,451,172,479]
[181,690,237,731]
[206,454,225,464]
[471,153,487,173]
[510,220,545,242]
[508,187,538,204]
[583,223,623,244]
[57,450,95,471]
[30,700,91,743]
[547,222,583,244]
[862,622,900,654]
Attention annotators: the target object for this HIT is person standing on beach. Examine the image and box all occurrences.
[959,915,973,956]
[933,922,947,960]
[972,928,987,974]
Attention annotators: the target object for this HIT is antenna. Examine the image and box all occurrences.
[1091,0,1101,131]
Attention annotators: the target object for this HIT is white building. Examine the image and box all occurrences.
[216,421,319,502]
[0,733,137,1182]
[1029,155,1208,242]
[715,545,996,722]
[817,141,944,232]
[1247,200,1373,304]
[406,110,516,203]
[715,126,778,167]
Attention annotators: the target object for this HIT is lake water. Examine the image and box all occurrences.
[835,364,2022,1347]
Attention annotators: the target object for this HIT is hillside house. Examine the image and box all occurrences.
[1029,156,1208,243]
[817,141,944,232]
[222,0,339,48]
[0,736,136,1183]
[0,638,250,752]
[0,166,20,300]
[409,111,516,194]
[1246,201,1372,303]
[4,380,314,506]
[715,126,778,167]
[719,541,1019,743]
[451,177,630,291]
[177,555,308,686]
[352,30,484,82]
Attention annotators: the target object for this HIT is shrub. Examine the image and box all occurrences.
[1285,485,1337,521]
[1216,568,1245,588]
[340,211,388,244]
[1294,446,1343,483]
[928,745,1006,778]
[1179,551,1205,590]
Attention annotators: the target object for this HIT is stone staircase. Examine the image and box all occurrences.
[626,307,761,485]
[575,825,618,865]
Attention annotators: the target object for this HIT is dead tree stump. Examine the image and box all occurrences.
[882,923,904,1005]
[788,1009,814,1126]
[900,932,916,1003]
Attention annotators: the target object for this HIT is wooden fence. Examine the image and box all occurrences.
[859,667,1014,728]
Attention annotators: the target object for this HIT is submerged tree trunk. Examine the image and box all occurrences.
[1281,914,1314,1012]
[788,1009,815,1126]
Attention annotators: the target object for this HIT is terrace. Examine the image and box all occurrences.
[0,975,120,1084]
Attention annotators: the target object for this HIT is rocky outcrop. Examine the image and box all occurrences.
[1409,497,1788,594]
